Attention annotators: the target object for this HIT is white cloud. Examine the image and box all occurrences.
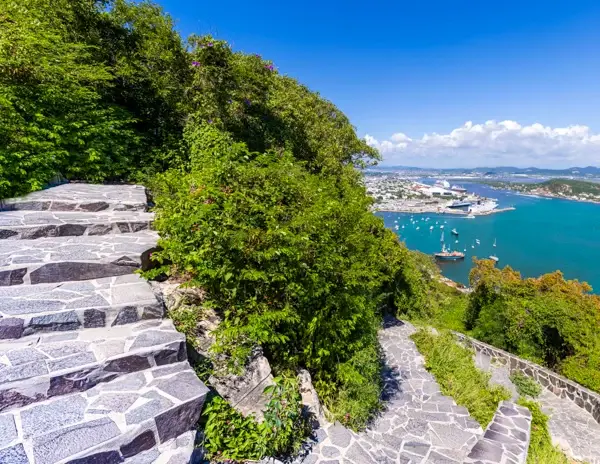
[365,120,600,167]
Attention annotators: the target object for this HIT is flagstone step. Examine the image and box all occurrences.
[0,210,154,240]
[0,274,163,340]
[0,231,158,286]
[0,320,187,413]
[0,184,149,213]
[0,363,208,464]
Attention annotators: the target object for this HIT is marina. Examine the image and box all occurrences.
[378,182,600,292]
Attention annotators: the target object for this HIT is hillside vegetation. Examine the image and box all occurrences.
[486,178,600,201]
[1,0,446,436]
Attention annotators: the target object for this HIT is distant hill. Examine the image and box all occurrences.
[371,165,600,176]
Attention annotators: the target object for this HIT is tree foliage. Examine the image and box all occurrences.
[466,259,600,392]
[0,0,188,199]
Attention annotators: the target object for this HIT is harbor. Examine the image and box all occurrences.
[377,181,600,292]
[365,175,515,216]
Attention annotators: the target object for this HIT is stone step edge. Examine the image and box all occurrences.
[1,364,209,464]
[0,200,148,213]
[464,401,532,464]
[121,430,201,464]
[0,330,186,413]
[0,220,153,240]
[0,300,164,340]
[52,394,206,464]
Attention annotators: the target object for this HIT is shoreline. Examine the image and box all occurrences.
[489,186,600,205]
[374,206,515,216]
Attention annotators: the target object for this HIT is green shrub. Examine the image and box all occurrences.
[411,329,510,427]
[201,377,309,461]
[149,110,434,428]
[466,260,600,394]
[0,0,188,199]
[517,399,570,464]
[510,372,542,398]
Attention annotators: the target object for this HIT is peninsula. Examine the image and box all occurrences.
[484,178,600,203]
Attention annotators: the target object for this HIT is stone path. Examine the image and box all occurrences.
[474,346,600,463]
[0,210,154,239]
[0,184,208,464]
[299,320,485,464]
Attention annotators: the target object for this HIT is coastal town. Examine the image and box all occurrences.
[364,173,515,216]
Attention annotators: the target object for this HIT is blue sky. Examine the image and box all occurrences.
[161,0,600,167]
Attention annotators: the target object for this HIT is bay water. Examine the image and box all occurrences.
[377,182,600,292]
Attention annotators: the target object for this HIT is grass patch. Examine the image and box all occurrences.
[411,329,510,427]
[517,398,571,464]
[510,372,542,398]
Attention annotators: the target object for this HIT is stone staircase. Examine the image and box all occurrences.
[0,184,209,464]
[299,320,532,464]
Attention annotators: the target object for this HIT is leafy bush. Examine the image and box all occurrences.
[517,399,570,464]
[465,259,600,393]
[0,0,188,199]
[201,377,309,461]
[149,124,390,427]
[510,372,542,398]
[411,329,510,427]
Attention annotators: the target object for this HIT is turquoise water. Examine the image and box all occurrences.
[377,183,600,292]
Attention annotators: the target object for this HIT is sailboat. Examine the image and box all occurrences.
[490,238,499,262]
[493,238,497,247]
[434,231,465,261]
[451,228,459,236]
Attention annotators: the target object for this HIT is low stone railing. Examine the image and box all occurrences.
[465,401,532,464]
[455,333,600,425]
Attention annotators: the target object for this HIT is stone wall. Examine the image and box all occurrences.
[455,333,600,425]
[465,401,532,464]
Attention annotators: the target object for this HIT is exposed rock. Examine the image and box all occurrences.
[209,347,275,421]
[297,368,324,422]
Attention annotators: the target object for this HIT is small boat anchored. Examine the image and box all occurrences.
[435,231,465,261]
[489,255,499,263]
[451,228,459,236]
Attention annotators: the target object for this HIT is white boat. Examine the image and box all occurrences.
[440,225,444,229]
[416,226,420,230]
[489,255,499,262]
[394,225,399,230]
[475,239,480,245]
[493,238,497,247]
[455,240,459,243]
[401,225,405,229]
[430,226,434,230]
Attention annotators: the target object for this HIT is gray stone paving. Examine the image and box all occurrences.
[475,345,600,463]
[0,184,208,463]
[540,389,600,464]
[0,231,158,286]
[299,320,484,464]
[0,274,162,339]
[464,401,531,464]
[0,184,148,212]
[0,210,154,239]
[0,320,187,413]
